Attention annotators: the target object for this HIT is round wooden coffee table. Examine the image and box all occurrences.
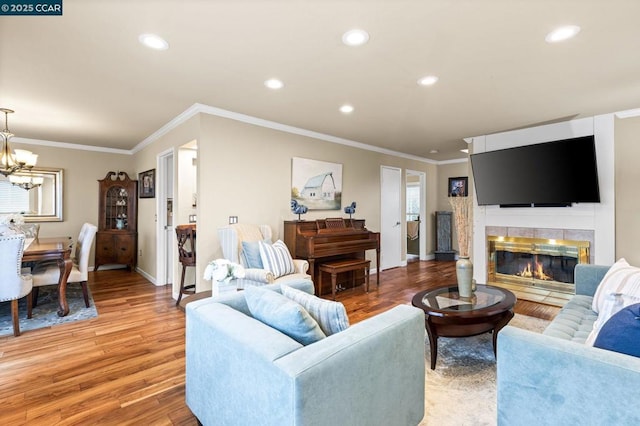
[412,284,516,369]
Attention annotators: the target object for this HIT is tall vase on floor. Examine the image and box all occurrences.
[456,256,473,297]
[449,195,473,297]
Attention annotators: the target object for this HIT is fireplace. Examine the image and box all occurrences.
[487,236,590,294]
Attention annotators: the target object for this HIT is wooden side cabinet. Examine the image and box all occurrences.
[95,171,138,271]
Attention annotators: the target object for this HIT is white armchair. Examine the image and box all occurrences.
[218,224,310,289]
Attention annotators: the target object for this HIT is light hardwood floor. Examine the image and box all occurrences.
[0,260,559,424]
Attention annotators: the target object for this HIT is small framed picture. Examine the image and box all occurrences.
[448,176,468,197]
[139,169,156,198]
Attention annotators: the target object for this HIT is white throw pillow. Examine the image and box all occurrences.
[586,258,640,345]
[259,239,295,278]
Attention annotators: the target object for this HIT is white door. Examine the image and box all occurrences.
[380,166,402,270]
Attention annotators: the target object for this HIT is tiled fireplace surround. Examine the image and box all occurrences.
[485,226,595,294]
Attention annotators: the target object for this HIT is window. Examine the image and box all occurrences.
[406,184,420,221]
[0,180,30,213]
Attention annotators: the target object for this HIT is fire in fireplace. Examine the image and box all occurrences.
[487,236,590,294]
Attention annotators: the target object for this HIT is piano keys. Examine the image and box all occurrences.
[284,218,380,292]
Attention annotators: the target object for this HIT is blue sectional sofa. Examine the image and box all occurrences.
[185,279,426,426]
[497,264,640,425]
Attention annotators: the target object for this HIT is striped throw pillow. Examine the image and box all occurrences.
[259,240,295,278]
[281,284,350,335]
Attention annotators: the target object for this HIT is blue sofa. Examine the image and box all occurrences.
[497,264,640,425]
[186,279,426,426]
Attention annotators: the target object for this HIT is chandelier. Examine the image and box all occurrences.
[1,108,38,177]
[9,174,44,191]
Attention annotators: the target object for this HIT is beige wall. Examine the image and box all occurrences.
[194,114,438,291]
[614,116,640,265]
[436,161,471,253]
[13,141,134,266]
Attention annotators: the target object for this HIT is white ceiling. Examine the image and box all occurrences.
[1,0,639,161]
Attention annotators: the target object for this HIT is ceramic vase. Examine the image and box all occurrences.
[212,280,220,298]
[456,256,474,298]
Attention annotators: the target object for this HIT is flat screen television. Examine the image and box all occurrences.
[470,135,600,207]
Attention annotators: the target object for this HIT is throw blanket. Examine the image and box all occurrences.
[232,224,265,251]
[407,221,419,240]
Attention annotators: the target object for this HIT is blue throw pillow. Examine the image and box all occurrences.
[281,284,350,336]
[593,303,640,357]
[241,240,264,269]
[244,286,326,345]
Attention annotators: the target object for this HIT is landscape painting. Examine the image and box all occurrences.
[291,157,342,210]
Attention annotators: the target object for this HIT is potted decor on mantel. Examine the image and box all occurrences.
[449,195,473,297]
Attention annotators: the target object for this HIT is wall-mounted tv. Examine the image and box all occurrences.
[470,135,600,207]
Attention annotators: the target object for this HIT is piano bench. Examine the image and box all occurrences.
[318,259,371,300]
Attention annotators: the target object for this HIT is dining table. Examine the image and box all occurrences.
[22,236,73,317]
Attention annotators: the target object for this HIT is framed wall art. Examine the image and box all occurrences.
[139,169,156,198]
[448,176,468,197]
[291,157,342,210]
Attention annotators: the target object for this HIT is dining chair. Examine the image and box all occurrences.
[176,224,197,306]
[30,223,97,312]
[0,234,33,336]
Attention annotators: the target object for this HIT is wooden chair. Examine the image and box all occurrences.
[0,234,33,336]
[176,224,197,306]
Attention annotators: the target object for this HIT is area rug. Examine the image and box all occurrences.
[0,286,98,337]
[420,314,549,426]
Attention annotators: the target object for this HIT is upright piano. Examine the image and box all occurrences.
[284,218,380,291]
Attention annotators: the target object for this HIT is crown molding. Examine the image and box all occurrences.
[12,137,132,155]
[615,108,640,119]
[131,103,441,164]
[14,103,473,165]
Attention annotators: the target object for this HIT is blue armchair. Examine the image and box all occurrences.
[186,279,426,426]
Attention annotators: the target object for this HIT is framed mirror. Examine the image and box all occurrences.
[0,167,64,222]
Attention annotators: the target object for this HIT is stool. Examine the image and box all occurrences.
[319,259,371,300]
[176,224,197,306]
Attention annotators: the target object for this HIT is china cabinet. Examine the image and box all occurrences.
[95,171,138,270]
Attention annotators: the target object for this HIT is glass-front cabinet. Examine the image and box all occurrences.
[95,171,138,270]
[105,186,130,230]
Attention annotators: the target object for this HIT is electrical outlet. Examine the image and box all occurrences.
[139,249,143,257]
[229,216,238,224]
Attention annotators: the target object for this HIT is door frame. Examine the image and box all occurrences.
[406,169,427,260]
[155,148,175,287]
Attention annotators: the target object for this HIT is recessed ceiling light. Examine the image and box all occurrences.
[139,33,169,50]
[264,78,284,90]
[342,29,369,46]
[429,149,439,154]
[417,75,439,86]
[545,25,581,43]
[340,104,354,114]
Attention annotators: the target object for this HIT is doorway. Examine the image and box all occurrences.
[406,170,426,261]
[380,166,402,270]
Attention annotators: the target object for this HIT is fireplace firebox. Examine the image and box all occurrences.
[487,236,590,294]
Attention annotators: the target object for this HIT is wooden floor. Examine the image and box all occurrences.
[0,260,560,425]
